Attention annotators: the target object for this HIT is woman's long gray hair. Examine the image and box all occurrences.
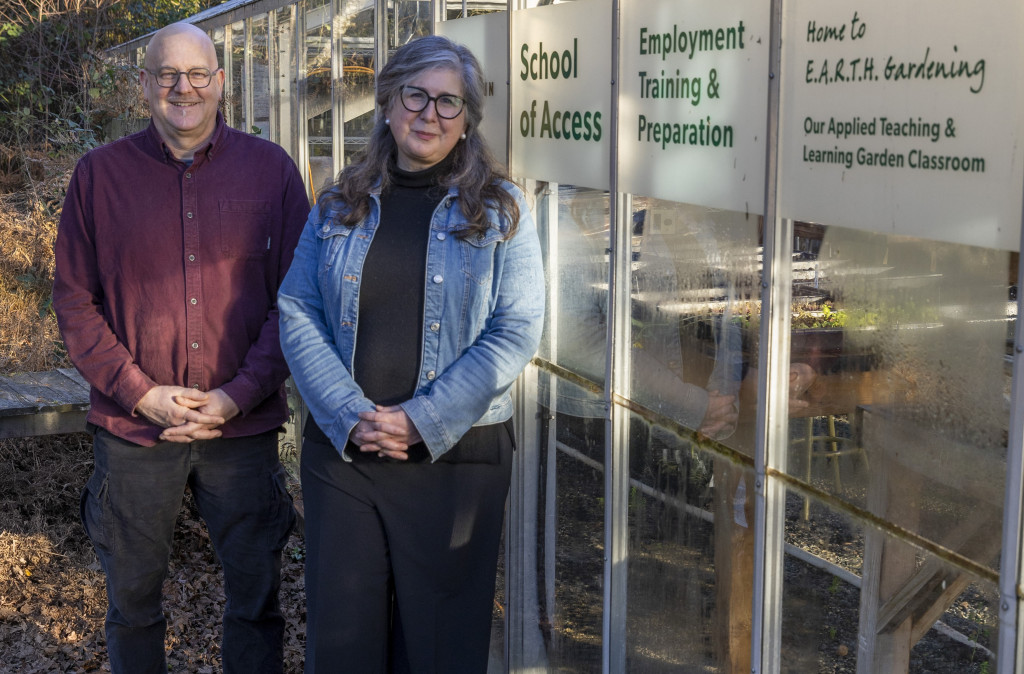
[320,35,519,239]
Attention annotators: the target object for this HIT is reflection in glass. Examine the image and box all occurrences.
[271,7,297,159]
[523,183,607,671]
[339,0,376,166]
[304,0,333,199]
[229,21,246,130]
[388,0,431,52]
[628,198,761,456]
[787,224,1011,571]
[530,388,606,672]
[782,490,998,672]
[626,415,752,672]
[210,27,225,96]
[251,15,270,138]
[546,186,609,402]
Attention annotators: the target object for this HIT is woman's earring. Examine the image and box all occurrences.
[385,118,390,125]
[461,132,467,140]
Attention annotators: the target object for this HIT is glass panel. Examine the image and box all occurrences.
[228,21,246,130]
[211,27,225,72]
[782,489,999,672]
[272,6,298,159]
[516,182,608,671]
[626,412,752,672]
[211,28,225,110]
[339,0,377,166]
[444,1,506,19]
[628,198,761,458]
[251,15,271,138]
[305,0,333,198]
[547,186,608,399]
[531,389,606,672]
[785,223,1011,571]
[388,0,431,52]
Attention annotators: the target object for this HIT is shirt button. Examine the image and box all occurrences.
[192,384,200,389]
[426,370,436,380]
[191,342,199,349]
[188,254,196,262]
[186,212,194,219]
[436,232,446,241]
[190,298,197,305]
[432,274,443,284]
[430,322,440,332]
[185,172,192,179]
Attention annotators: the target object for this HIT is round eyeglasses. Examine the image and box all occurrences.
[147,68,220,89]
[399,85,465,119]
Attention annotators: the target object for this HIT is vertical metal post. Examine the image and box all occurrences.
[330,0,344,179]
[603,2,628,672]
[376,0,388,77]
[243,18,254,133]
[222,22,235,128]
[996,169,1024,673]
[296,1,312,200]
[751,0,789,671]
[267,10,279,145]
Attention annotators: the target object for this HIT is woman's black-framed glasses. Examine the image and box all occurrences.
[147,68,221,89]
[400,85,465,119]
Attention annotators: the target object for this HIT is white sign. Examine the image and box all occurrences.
[618,0,770,215]
[436,14,509,166]
[779,2,1024,251]
[510,0,612,188]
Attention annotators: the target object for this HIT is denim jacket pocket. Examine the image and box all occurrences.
[219,199,271,259]
[459,228,504,286]
[314,222,355,285]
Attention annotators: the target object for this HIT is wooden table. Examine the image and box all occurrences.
[0,368,90,439]
[856,405,1002,673]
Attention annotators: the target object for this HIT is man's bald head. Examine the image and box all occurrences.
[145,22,217,71]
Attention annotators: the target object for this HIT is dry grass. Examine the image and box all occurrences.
[0,148,74,373]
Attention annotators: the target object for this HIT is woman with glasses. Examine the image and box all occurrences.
[278,35,544,673]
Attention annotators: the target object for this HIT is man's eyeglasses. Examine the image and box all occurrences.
[146,68,221,89]
[399,85,465,119]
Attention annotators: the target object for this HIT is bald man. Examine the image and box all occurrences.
[53,22,309,673]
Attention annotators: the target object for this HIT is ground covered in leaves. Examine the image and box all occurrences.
[0,433,307,673]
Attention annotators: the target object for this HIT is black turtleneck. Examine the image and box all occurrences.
[352,156,451,406]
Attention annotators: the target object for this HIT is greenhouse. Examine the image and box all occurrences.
[111,1,1024,672]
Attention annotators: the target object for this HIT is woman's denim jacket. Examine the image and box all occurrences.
[278,181,545,461]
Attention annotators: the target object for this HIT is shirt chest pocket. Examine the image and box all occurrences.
[459,229,503,286]
[219,199,272,259]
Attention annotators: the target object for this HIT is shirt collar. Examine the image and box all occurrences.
[145,111,227,165]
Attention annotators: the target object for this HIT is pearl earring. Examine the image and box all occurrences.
[460,132,467,140]
[385,118,390,125]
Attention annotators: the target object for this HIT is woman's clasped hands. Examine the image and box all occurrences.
[351,405,424,460]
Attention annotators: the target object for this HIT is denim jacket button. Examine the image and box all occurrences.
[432,274,443,284]
[430,322,440,332]
[321,224,330,234]
[426,370,436,380]
[436,232,446,241]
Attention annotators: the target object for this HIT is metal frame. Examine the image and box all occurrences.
[998,134,1024,672]
[330,0,344,179]
[243,18,255,132]
[751,0,788,669]
[603,2,629,672]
